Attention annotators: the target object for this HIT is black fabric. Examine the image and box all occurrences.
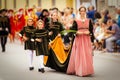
[19,26,36,50]
[34,29,49,56]
[0,16,11,36]
[62,20,77,44]
[89,20,95,43]
[0,36,7,51]
[45,21,63,41]
[45,48,70,72]
[45,20,77,72]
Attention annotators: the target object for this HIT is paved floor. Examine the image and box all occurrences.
[0,40,120,80]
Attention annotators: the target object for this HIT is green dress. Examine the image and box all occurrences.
[19,26,36,50]
[34,29,49,56]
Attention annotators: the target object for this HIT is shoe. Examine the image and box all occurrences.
[38,68,45,73]
[2,50,5,52]
[29,67,34,71]
[41,68,45,73]
[2,47,5,52]
[38,69,41,72]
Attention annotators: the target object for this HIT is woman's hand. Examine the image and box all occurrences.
[76,31,83,35]
[84,31,90,35]
[0,27,2,30]
[23,36,28,41]
[49,31,53,35]
[58,33,61,37]
[35,38,42,42]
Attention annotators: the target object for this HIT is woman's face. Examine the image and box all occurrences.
[64,8,70,15]
[43,11,49,16]
[37,22,44,29]
[107,20,112,26]
[79,7,86,16]
[51,12,58,20]
[101,23,106,28]
[27,19,34,26]
[116,9,120,14]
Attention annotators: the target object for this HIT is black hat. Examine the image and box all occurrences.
[1,9,8,13]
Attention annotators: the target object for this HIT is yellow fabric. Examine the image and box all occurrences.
[44,56,48,65]
[44,36,71,65]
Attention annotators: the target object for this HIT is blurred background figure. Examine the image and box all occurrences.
[8,9,16,43]
[116,7,120,28]
[0,9,11,52]
[87,5,96,21]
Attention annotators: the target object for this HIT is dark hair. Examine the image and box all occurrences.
[112,19,116,24]
[60,11,64,16]
[94,12,101,19]
[49,8,53,11]
[52,7,59,11]
[1,9,8,13]
[105,9,109,15]
[79,6,86,12]
[103,19,107,24]
[41,9,49,14]
[39,9,49,20]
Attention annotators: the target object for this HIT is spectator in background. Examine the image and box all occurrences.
[94,21,107,50]
[0,9,11,52]
[38,9,49,26]
[116,7,120,28]
[71,8,75,19]
[100,9,111,24]
[87,5,96,21]
[106,19,120,52]
[94,11,101,23]
[36,7,42,17]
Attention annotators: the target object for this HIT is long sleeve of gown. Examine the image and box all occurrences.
[89,20,95,43]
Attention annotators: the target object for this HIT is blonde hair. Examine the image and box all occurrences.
[36,19,44,29]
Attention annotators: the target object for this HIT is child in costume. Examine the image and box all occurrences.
[34,20,49,73]
[19,17,36,71]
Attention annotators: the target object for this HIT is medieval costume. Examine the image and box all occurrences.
[67,19,94,77]
[38,9,49,26]
[0,9,11,52]
[8,9,16,42]
[25,8,38,26]
[34,26,49,73]
[67,6,94,76]
[16,8,25,32]
[44,18,77,72]
[19,18,36,70]
[45,20,63,40]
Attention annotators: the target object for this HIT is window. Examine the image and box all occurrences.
[14,0,16,9]
[108,0,118,7]
[52,0,55,6]
[26,0,29,7]
[0,0,1,8]
[38,0,41,6]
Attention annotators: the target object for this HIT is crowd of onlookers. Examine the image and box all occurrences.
[0,5,120,53]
